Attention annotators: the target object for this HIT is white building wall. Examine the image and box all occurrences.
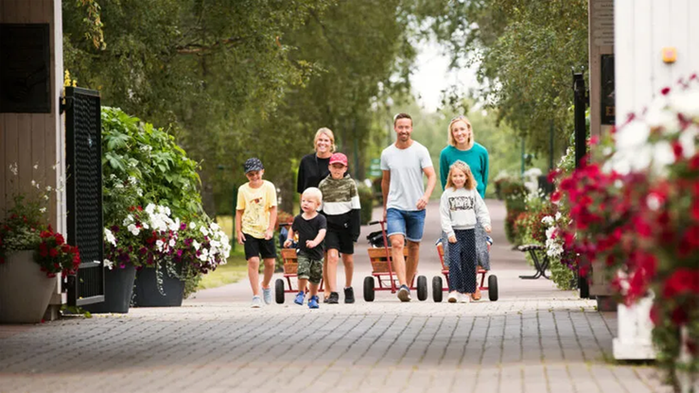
[615,0,699,120]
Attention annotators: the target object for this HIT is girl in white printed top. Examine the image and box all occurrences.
[439,160,492,303]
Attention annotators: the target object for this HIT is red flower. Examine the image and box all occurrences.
[663,269,699,298]
[39,243,49,257]
[49,248,58,258]
[671,141,683,159]
[54,234,64,246]
[689,154,699,170]
[661,87,671,95]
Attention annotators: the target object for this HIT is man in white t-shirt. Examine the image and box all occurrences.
[380,113,437,302]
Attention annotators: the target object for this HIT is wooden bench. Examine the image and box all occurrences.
[517,244,550,280]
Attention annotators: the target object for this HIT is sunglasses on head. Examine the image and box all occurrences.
[451,115,468,122]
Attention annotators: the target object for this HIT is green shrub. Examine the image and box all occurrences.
[101,107,203,223]
[357,183,374,225]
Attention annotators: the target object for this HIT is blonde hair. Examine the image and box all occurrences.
[445,160,477,191]
[314,128,336,153]
[447,116,473,147]
[302,187,323,205]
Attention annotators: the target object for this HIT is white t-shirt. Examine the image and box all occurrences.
[380,141,433,211]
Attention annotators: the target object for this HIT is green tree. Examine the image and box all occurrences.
[63,0,335,215]
[223,0,416,214]
[416,0,588,156]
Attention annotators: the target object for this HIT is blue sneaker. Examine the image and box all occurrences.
[308,295,319,309]
[294,291,305,305]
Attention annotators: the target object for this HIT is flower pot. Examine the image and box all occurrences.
[613,293,656,360]
[133,264,185,307]
[0,250,56,324]
[83,265,137,314]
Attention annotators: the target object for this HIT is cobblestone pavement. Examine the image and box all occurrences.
[0,200,670,393]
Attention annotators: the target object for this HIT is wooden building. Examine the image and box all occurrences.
[1,0,66,319]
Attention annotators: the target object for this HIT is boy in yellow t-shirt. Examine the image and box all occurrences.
[235,158,278,308]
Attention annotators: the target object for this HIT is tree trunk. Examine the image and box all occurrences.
[200,169,217,218]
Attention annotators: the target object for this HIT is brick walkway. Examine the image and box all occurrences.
[0,200,670,393]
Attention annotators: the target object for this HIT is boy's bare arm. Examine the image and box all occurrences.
[306,228,327,249]
[266,206,277,240]
[235,210,246,244]
[283,227,295,248]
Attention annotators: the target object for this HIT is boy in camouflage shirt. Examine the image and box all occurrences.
[318,153,361,304]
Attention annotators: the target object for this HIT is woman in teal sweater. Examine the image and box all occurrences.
[438,115,490,300]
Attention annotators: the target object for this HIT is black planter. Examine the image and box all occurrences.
[83,265,137,314]
[133,264,185,307]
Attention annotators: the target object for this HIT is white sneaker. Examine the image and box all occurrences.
[251,296,263,308]
[459,293,470,303]
[262,287,272,305]
[448,292,458,303]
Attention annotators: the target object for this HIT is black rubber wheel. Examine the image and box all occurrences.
[416,275,428,301]
[488,275,498,301]
[363,276,375,302]
[432,276,443,302]
[275,279,285,304]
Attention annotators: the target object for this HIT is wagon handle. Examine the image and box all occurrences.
[368,220,396,292]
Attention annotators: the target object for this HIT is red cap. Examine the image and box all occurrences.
[329,152,348,166]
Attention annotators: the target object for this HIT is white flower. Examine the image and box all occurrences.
[646,194,662,211]
[104,259,114,270]
[156,239,164,251]
[128,176,138,184]
[541,216,554,226]
[145,204,156,214]
[210,222,220,231]
[193,240,201,251]
[169,218,180,232]
[39,207,47,213]
[555,212,562,221]
[9,163,18,176]
[46,185,52,192]
[128,224,140,236]
[33,163,38,170]
[189,222,196,229]
[199,226,209,236]
[169,239,176,248]
[104,228,117,246]
[198,248,209,262]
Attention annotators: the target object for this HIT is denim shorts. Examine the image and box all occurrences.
[386,208,426,242]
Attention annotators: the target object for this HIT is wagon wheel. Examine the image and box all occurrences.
[363,276,375,302]
[432,276,443,303]
[275,278,285,304]
[488,275,498,302]
[416,275,428,301]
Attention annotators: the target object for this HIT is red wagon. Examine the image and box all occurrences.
[274,248,324,304]
[363,221,428,302]
[433,239,498,302]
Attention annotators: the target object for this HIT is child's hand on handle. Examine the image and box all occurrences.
[448,235,457,244]
[237,232,246,245]
[264,228,273,240]
[283,239,292,248]
[306,239,317,248]
[484,225,492,233]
